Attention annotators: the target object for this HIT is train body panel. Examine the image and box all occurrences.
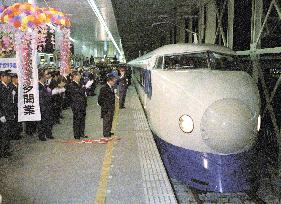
[129,43,261,192]
[156,135,258,192]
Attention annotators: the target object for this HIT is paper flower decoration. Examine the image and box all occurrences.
[0,4,7,15]
[0,24,15,57]
[0,3,47,31]
[43,7,71,27]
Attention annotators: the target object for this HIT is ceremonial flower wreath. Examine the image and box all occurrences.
[0,2,72,77]
[0,26,15,58]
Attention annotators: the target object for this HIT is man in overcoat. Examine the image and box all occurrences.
[8,73,21,140]
[68,71,93,139]
[38,70,54,141]
[117,67,129,109]
[98,76,117,137]
[0,70,13,157]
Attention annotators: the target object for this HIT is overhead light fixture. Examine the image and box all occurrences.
[86,0,123,57]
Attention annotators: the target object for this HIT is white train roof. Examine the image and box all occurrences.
[128,43,236,66]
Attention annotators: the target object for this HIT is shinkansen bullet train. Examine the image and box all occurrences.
[128,43,261,192]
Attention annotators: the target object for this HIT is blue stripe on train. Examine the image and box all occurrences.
[155,136,259,192]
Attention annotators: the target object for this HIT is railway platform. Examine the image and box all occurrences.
[0,86,177,204]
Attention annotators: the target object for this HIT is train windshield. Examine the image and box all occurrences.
[209,52,244,71]
[157,51,245,71]
[161,52,209,70]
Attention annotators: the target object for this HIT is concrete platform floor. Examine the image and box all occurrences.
[0,86,176,204]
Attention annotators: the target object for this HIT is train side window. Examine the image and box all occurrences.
[139,69,142,84]
[140,70,144,86]
[135,67,141,82]
[155,56,164,69]
[135,67,144,87]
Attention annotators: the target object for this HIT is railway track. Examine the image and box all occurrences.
[171,178,281,204]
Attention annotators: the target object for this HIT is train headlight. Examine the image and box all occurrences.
[179,115,194,133]
[257,115,261,132]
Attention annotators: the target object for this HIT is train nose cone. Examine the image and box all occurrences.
[200,99,256,154]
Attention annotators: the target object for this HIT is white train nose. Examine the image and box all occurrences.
[200,99,257,154]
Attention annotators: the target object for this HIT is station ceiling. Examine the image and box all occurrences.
[9,0,198,61]
[37,0,120,49]
[112,0,199,60]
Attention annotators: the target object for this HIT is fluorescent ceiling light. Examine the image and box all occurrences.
[86,0,123,57]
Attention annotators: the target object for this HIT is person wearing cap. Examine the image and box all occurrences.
[0,70,13,157]
[117,67,129,109]
[68,71,93,139]
[8,73,22,140]
[109,67,119,79]
[98,76,117,137]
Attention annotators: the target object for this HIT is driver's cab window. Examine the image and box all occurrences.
[155,56,164,69]
[163,53,209,70]
[164,55,194,69]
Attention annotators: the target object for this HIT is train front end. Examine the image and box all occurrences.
[153,48,261,192]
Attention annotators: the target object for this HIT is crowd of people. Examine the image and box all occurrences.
[0,64,130,158]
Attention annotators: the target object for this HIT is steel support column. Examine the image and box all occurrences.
[205,0,217,44]
[198,3,205,43]
[227,0,234,49]
[176,16,186,43]
[251,0,281,179]
[251,0,263,83]
[188,18,193,43]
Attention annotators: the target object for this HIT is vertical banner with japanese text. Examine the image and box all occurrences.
[16,31,41,122]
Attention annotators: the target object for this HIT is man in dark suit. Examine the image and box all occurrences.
[98,76,117,137]
[38,70,54,141]
[117,67,129,109]
[8,73,21,140]
[62,70,72,109]
[68,71,93,139]
[49,71,61,124]
[88,69,97,96]
[0,70,14,157]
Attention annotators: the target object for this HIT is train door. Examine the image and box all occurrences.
[141,68,151,111]
[144,69,152,99]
